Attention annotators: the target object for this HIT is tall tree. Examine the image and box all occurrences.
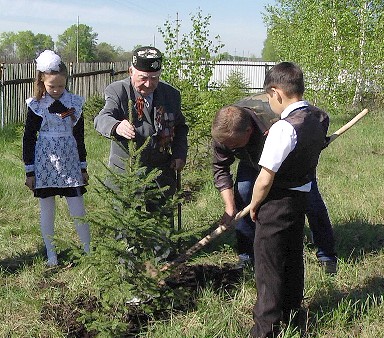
[95,42,119,62]
[158,9,224,91]
[0,32,17,62]
[261,32,278,61]
[56,24,98,62]
[158,10,225,165]
[34,33,55,56]
[263,0,384,111]
[0,31,53,62]
[15,31,38,62]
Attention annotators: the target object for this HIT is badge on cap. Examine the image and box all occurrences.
[132,46,162,72]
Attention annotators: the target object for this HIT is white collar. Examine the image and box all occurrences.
[27,90,84,121]
[281,100,308,119]
[43,90,72,107]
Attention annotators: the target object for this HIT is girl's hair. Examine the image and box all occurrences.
[211,105,251,143]
[263,62,304,98]
[34,61,68,100]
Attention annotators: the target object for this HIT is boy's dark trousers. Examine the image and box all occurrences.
[251,188,307,338]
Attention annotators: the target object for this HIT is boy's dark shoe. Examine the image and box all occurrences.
[319,259,337,275]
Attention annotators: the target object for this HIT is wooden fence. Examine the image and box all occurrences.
[0,61,274,128]
[0,61,130,128]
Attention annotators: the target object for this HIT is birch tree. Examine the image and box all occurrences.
[263,0,384,112]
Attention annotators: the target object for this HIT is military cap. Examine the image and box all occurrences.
[132,46,162,72]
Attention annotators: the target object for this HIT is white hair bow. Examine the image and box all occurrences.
[36,50,61,73]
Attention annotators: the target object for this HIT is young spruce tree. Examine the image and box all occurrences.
[77,100,184,335]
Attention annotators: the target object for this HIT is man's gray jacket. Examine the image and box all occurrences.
[94,77,188,171]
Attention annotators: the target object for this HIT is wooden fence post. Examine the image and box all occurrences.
[68,62,74,92]
[0,63,4,129]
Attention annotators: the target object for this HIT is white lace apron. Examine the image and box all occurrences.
[27,91,85,189]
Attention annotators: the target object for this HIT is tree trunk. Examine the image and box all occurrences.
[352,1,369,108]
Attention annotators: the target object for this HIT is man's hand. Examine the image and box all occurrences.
[219,188,237,224]
[171,159,186,171]
[116,120,135,140]
[220,210,237,226]
[25,176,35,191]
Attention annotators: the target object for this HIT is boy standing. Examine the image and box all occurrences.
[249,62,328,337]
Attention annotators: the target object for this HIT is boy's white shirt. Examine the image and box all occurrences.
[258,100,311,192]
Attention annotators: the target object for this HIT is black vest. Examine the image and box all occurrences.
[273,106,327,189]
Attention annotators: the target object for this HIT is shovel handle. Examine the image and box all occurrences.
[176,170,182,232]
[161,205,251,271]
[328,108,368,143]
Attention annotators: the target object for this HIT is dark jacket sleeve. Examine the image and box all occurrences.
[309,104,330,148]
[22,107,42,171]
[169,89,188,161]
[212,139,236,192]
[73,114,87,163]
[322,114,331,148]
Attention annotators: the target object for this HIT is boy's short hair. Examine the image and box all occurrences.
[263,62,304,98]
[211,105,251,143]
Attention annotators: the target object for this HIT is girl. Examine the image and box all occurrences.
[22,50,90,266]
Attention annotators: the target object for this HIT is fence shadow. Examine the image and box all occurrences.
[0,246,46,274]
[306,275,384,334]
[304,218,384,262]
[333,219,384,261]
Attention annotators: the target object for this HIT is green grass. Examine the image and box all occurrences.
[1,110,383,337]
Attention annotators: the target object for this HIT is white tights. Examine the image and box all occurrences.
[39,195,90,265]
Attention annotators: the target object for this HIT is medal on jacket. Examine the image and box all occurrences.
[136,96,145,121]
[155,106,174,153]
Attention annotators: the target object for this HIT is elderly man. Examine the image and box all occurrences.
[94,46,188,211]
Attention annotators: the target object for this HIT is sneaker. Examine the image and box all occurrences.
[126,296,141,305]
[236,253,253,269]
[319,260,337,275]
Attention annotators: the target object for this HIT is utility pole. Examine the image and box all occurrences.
[175,12,182,72]
[175,12,181,51]
[76,16,79,63]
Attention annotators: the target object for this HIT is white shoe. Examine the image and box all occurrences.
[126,296,141,305]
[47,255,58,267]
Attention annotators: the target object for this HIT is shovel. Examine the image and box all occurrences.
[161,205,250,271]
[161,108,369,272]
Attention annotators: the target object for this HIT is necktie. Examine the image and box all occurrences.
[136,96,144,120]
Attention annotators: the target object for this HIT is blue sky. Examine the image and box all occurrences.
[0,0,275,57]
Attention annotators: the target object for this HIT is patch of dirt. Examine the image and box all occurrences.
[40,263,243,337]
[41,294,97,338]
[165,262,243,289]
